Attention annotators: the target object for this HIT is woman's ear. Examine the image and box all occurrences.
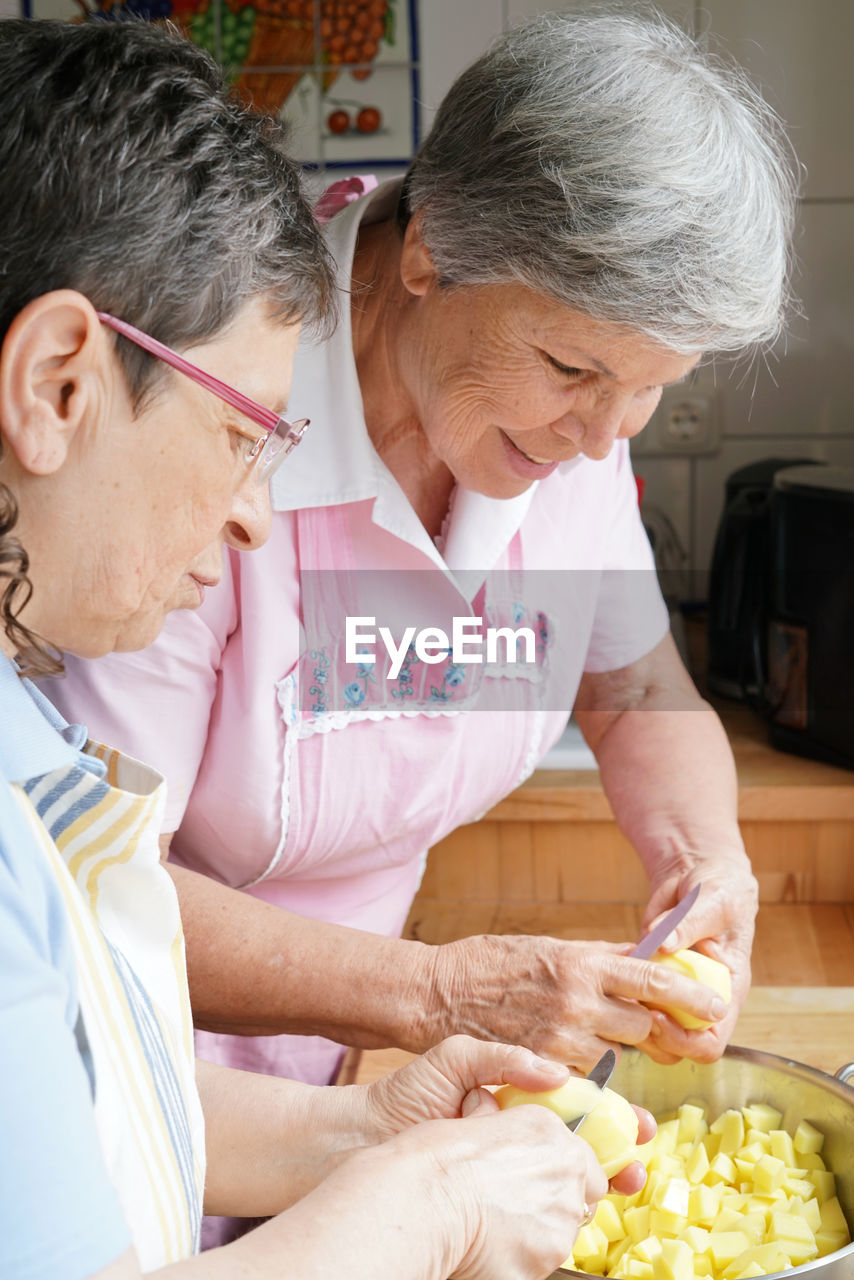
[0,291,102,476]
[399,212,440,298]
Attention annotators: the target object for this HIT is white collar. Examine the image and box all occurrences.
[271,179,398,515]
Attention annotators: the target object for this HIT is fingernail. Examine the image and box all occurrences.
[710,998,728,1020]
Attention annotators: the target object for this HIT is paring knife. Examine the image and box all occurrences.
[629,882,701,961]
[565,1047,616,1133]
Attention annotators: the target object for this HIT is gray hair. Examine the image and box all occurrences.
[0,19,336,403]
[0,18,336,677]
[400,8,798,355]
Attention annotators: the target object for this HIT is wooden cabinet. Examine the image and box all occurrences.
[403,703,854,984]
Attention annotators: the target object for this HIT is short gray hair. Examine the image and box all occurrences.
[0,19,336,403]
[401,8,798,355]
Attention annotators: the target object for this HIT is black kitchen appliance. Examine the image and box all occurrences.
[765,464,854,770]
[706,457,817,702]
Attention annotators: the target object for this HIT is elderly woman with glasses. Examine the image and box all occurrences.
[52,7,796,1246]
[0,20,663,1280]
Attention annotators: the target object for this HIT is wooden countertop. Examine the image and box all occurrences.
[350,987,854,1085]
[485,703,854,824]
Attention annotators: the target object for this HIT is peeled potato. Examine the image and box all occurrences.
[495,1076,640,1178]
[648,949,732,1030]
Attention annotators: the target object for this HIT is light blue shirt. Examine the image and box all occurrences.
[0,652,131,1279]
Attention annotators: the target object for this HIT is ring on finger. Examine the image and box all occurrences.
[581,1202,595,1226]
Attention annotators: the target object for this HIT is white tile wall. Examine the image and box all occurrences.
[414,0,854,580]
[417,0,504,130]
[713,201,854,439]
[697,0,854,201]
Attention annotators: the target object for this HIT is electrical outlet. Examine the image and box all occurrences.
[633,385,721,457]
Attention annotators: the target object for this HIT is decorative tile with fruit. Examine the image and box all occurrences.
[21,0,419,169]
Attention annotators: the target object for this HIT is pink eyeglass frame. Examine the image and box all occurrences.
[96,310,309,473]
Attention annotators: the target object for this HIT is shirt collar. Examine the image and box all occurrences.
[271,179,401,515]
[0,650,91,783]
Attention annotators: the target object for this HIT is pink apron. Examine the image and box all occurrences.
[192,498,571,1082]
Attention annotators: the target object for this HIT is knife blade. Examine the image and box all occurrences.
[565,1048,616,1133]
[629,883,701,961]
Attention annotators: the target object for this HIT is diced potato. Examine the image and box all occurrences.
[653,1237,694,1280]
[607,1235,633,1269]
[809,1169,836,1204]
[704,1153,737,1187]
[679,1226,710,1253]
[625,1260,656,1279]
[751,1153,786,1193]
[654,1178,691,1217]
[732,1262,766,1277]
[722,1242,792,1276]
[713,1208,763,1243]
[636,1235,665,1264]
[769,1208,819,1266]
[689,1184,724,1226]
[573,1221,609,1271]
[594,1196,626,1242]
[785,1176,816,1201]
[686,1144,710,1185]
[707,1230,752,1267]
[624,1205,652,1243]
[650,1209,688,1238]
[794,1119,824,1155]
[769,1129,796,1166]
[742,1103,783,1134]
[678,1104,708,1145]
[711,1110,745,1155]
[820,1196,850,1235]
[737,1141,770,1165]
[563,1098,849,1279]
[816,1228,850,1258]
[702,1132,721,1161]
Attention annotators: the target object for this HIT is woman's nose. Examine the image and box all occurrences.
[556,389,656,460]
[224,475,272,552]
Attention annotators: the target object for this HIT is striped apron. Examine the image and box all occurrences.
[13,740,205,1270]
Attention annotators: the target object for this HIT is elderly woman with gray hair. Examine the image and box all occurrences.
[52,7,797,1241]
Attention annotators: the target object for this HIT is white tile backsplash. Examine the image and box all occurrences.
[417,0,504,134]
[712,203,854,439]
[632,456,694,566]
[698,0,854,201]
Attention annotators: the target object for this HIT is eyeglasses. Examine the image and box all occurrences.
[96,311,309,484]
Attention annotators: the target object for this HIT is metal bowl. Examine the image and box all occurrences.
[550,1044,854,1280]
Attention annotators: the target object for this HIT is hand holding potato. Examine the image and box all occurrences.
[363,1035,655,1197]
[637,859,757,1064]
[424,934,733,1071]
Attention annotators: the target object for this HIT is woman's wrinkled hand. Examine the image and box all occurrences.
[364,1034,655,1199]
[633,857,758,1065]
[359,1100,606,1280]
[423,936,738,1070]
